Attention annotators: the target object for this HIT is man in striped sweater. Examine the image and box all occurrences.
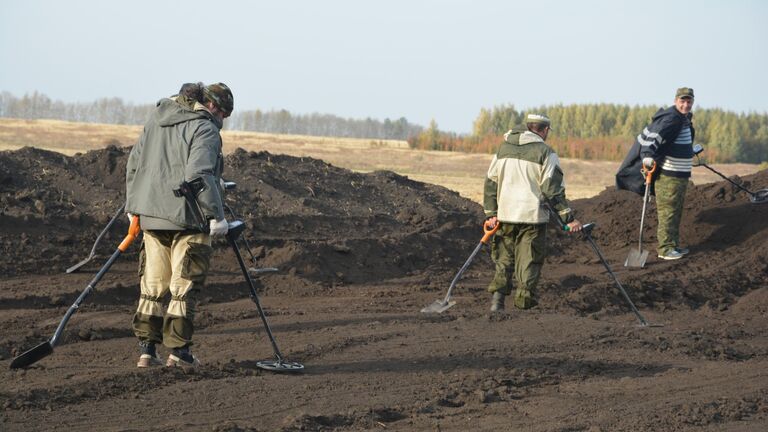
[637,87,696,260]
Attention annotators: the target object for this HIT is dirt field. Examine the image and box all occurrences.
[1,118,763,204]
[1,144,766,432]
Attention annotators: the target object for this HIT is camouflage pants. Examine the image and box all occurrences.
[655,174,688,255]
[487,223,547,309]
[133,230,212,349]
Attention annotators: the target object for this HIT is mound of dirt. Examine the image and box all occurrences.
[1,146,766,314]
[542,169,768,313]
[0,146,483,286]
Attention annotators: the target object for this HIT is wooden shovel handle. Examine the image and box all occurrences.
[118,215,141,252]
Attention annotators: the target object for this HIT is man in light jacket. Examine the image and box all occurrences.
[484,114,582,312]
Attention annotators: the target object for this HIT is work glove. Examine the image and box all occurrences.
[642,157,655,168]
[209,218,229,236]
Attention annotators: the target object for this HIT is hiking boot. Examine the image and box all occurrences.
[490,291,505,312]
[675,247,690,255]
[658,249,684,260]
[166,347,201,368]
[137,341,162,368]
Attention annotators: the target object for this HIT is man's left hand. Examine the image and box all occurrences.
[567,219,583,232]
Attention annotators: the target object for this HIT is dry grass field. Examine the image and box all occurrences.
[0,118,763,202]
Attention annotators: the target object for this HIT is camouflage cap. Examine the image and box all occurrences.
[675,87,694,99]
[203,82,234,115]
[525,113,552,127]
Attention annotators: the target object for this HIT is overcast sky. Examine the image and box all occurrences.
[2,0,766,133]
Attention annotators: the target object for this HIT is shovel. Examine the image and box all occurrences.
[11,215,141,369]
[625,161,656,268]
[421,220,499,314]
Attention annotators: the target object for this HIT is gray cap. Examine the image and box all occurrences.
[525,113,552,129]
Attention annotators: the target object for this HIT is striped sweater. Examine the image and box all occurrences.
[636,106,695,178]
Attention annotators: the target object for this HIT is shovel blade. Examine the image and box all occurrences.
[624,248,649,268]
[10,341,54,369]
[420,299,457,314]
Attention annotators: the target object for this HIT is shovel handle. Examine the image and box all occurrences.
[480,220,500,244]
[118,215,141,252]
[641,161,657,184]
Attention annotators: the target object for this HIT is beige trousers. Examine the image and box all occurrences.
[132,230,212,348]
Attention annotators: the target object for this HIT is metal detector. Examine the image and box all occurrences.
[421,221,498,313]
[174,180,303,372]
[11,216,141,369]
[226,221,303,372]
[66,203,126,273]
[222,181,278,275]
[548,204,660,328]
[694,144,768,204]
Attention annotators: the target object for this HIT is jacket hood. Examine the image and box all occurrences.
[503,125,528,144]
[518,131,545,145]
[155,98,221,129]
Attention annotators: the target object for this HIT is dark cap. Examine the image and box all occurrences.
[203,82,234,115]
[675,87,694,99]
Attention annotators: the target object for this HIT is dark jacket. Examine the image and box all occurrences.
[615,106,694,195]
[126,98,225,230]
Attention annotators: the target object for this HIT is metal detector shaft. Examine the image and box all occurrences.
[66,203,126,273]
[546,201,651,327]
[581,226,649,327]
[226,223,285,361]
[225,203,259,264]
[698,162,756,196]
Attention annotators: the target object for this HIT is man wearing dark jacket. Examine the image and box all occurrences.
[616,87,695,260]
[126,83,234,367]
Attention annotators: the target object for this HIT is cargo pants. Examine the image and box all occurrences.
[655,174,688,256]
[487,223,547,309]
[133,230,212,349]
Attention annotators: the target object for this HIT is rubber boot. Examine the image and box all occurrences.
[490,291,505,312]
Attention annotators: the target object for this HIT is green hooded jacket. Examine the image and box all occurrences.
[126,97,225,230]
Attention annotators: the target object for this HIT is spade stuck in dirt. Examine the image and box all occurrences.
[625,161,656,268]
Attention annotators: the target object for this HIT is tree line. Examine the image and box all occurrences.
[409,104,768,163]
[2,91,766,163]
[0,91,423,141]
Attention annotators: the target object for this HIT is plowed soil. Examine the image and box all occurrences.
[1,146,766,431]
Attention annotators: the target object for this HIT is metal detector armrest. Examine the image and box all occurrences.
[173,179,209,233]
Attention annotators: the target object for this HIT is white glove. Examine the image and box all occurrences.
[127,212,134,222]
[642,157,655,168]
[209,218,229,236]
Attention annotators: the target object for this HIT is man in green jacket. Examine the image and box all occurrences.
[126,82,234,367]
[483,114,582,312]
